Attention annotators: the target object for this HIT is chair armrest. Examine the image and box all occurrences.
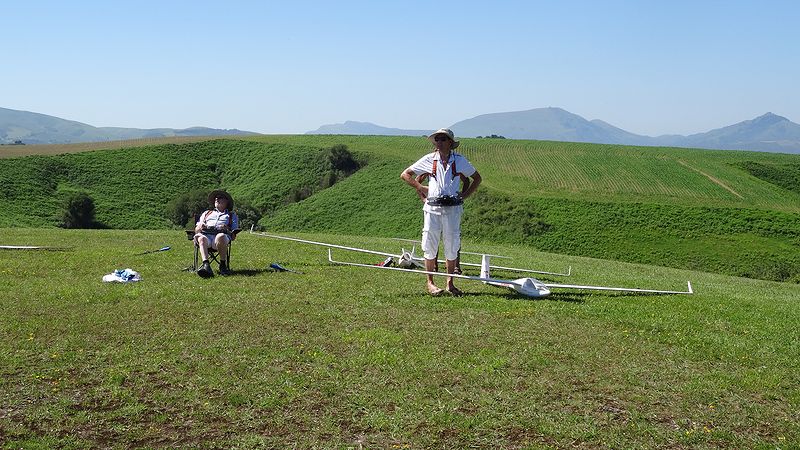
[185,230,196,240]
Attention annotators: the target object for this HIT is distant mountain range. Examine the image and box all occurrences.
[0,107,257,145]
[309,121,432,137]
[308,107,800,154]
[4,106,799,154]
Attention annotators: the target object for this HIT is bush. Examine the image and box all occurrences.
[60,191,96,229]
[166,189,210,228]
[280,144,363,203]
[323,144,360,174]
[234,200,262,232]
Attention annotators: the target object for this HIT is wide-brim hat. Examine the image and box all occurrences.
[428,128,460,149]
[207,189,234,209]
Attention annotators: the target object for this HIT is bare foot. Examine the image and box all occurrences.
[446,286,463,297]
[427,283,444,296]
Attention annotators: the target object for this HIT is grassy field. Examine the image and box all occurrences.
[1,228,798,448]
[2,136,800,283]
[0,136,225,159]
[2,136,798,448]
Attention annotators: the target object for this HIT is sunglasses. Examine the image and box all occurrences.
[434,136,450,142]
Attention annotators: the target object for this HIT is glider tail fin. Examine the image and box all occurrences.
[480,254,491,280]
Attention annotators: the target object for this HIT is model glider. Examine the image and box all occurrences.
[250,229,690,298]
[0,245,71,251]
[327,250,693,299]
[251,230,567,275]
[250,230,424,268]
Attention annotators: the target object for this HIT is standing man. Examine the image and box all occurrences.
[194,190,239,277]
[415,172,469,275]
[401,128,481,296]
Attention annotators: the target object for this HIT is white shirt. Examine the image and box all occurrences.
[407,151,476,213]
[199,208,239,232]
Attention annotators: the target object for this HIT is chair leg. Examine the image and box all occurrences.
[193,244,200,272]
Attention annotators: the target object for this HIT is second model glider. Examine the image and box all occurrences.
[251,230,569,276]
[328,249,693,298]
[250,230,692,298]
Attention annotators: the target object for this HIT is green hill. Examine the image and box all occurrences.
[1,136,799,282]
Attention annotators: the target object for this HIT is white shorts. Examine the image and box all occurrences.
[195,232,229,250]
[421,207,462,260]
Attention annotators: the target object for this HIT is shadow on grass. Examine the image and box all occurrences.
[181,268,281,276]
[541,292,588,303]
[473,290,677,303]
[397,289,589,304]
[228,268,274,277]
[549,290,687,302]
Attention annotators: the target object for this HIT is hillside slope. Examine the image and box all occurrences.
[0,140,353,229]
[2,136,799,282]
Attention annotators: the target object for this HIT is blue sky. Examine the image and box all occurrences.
[3,0,798,135]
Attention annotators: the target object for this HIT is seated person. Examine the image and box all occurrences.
[194,190,239,277]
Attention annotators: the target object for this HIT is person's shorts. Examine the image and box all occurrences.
[421,207,462,260]
[195,232,230,250]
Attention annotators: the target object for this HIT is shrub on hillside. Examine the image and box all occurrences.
[60,191,96,229]
[234,200,262,231]
[318,144,360,175]
[315,144,361,190]
[278,145,364,207]
[166,189,209,228]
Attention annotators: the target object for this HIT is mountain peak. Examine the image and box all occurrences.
[753,112,787,124]
[307,121,432,136]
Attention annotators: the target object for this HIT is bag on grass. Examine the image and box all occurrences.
[102,268,141,283]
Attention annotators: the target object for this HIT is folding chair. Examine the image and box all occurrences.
[185,229,241,272]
